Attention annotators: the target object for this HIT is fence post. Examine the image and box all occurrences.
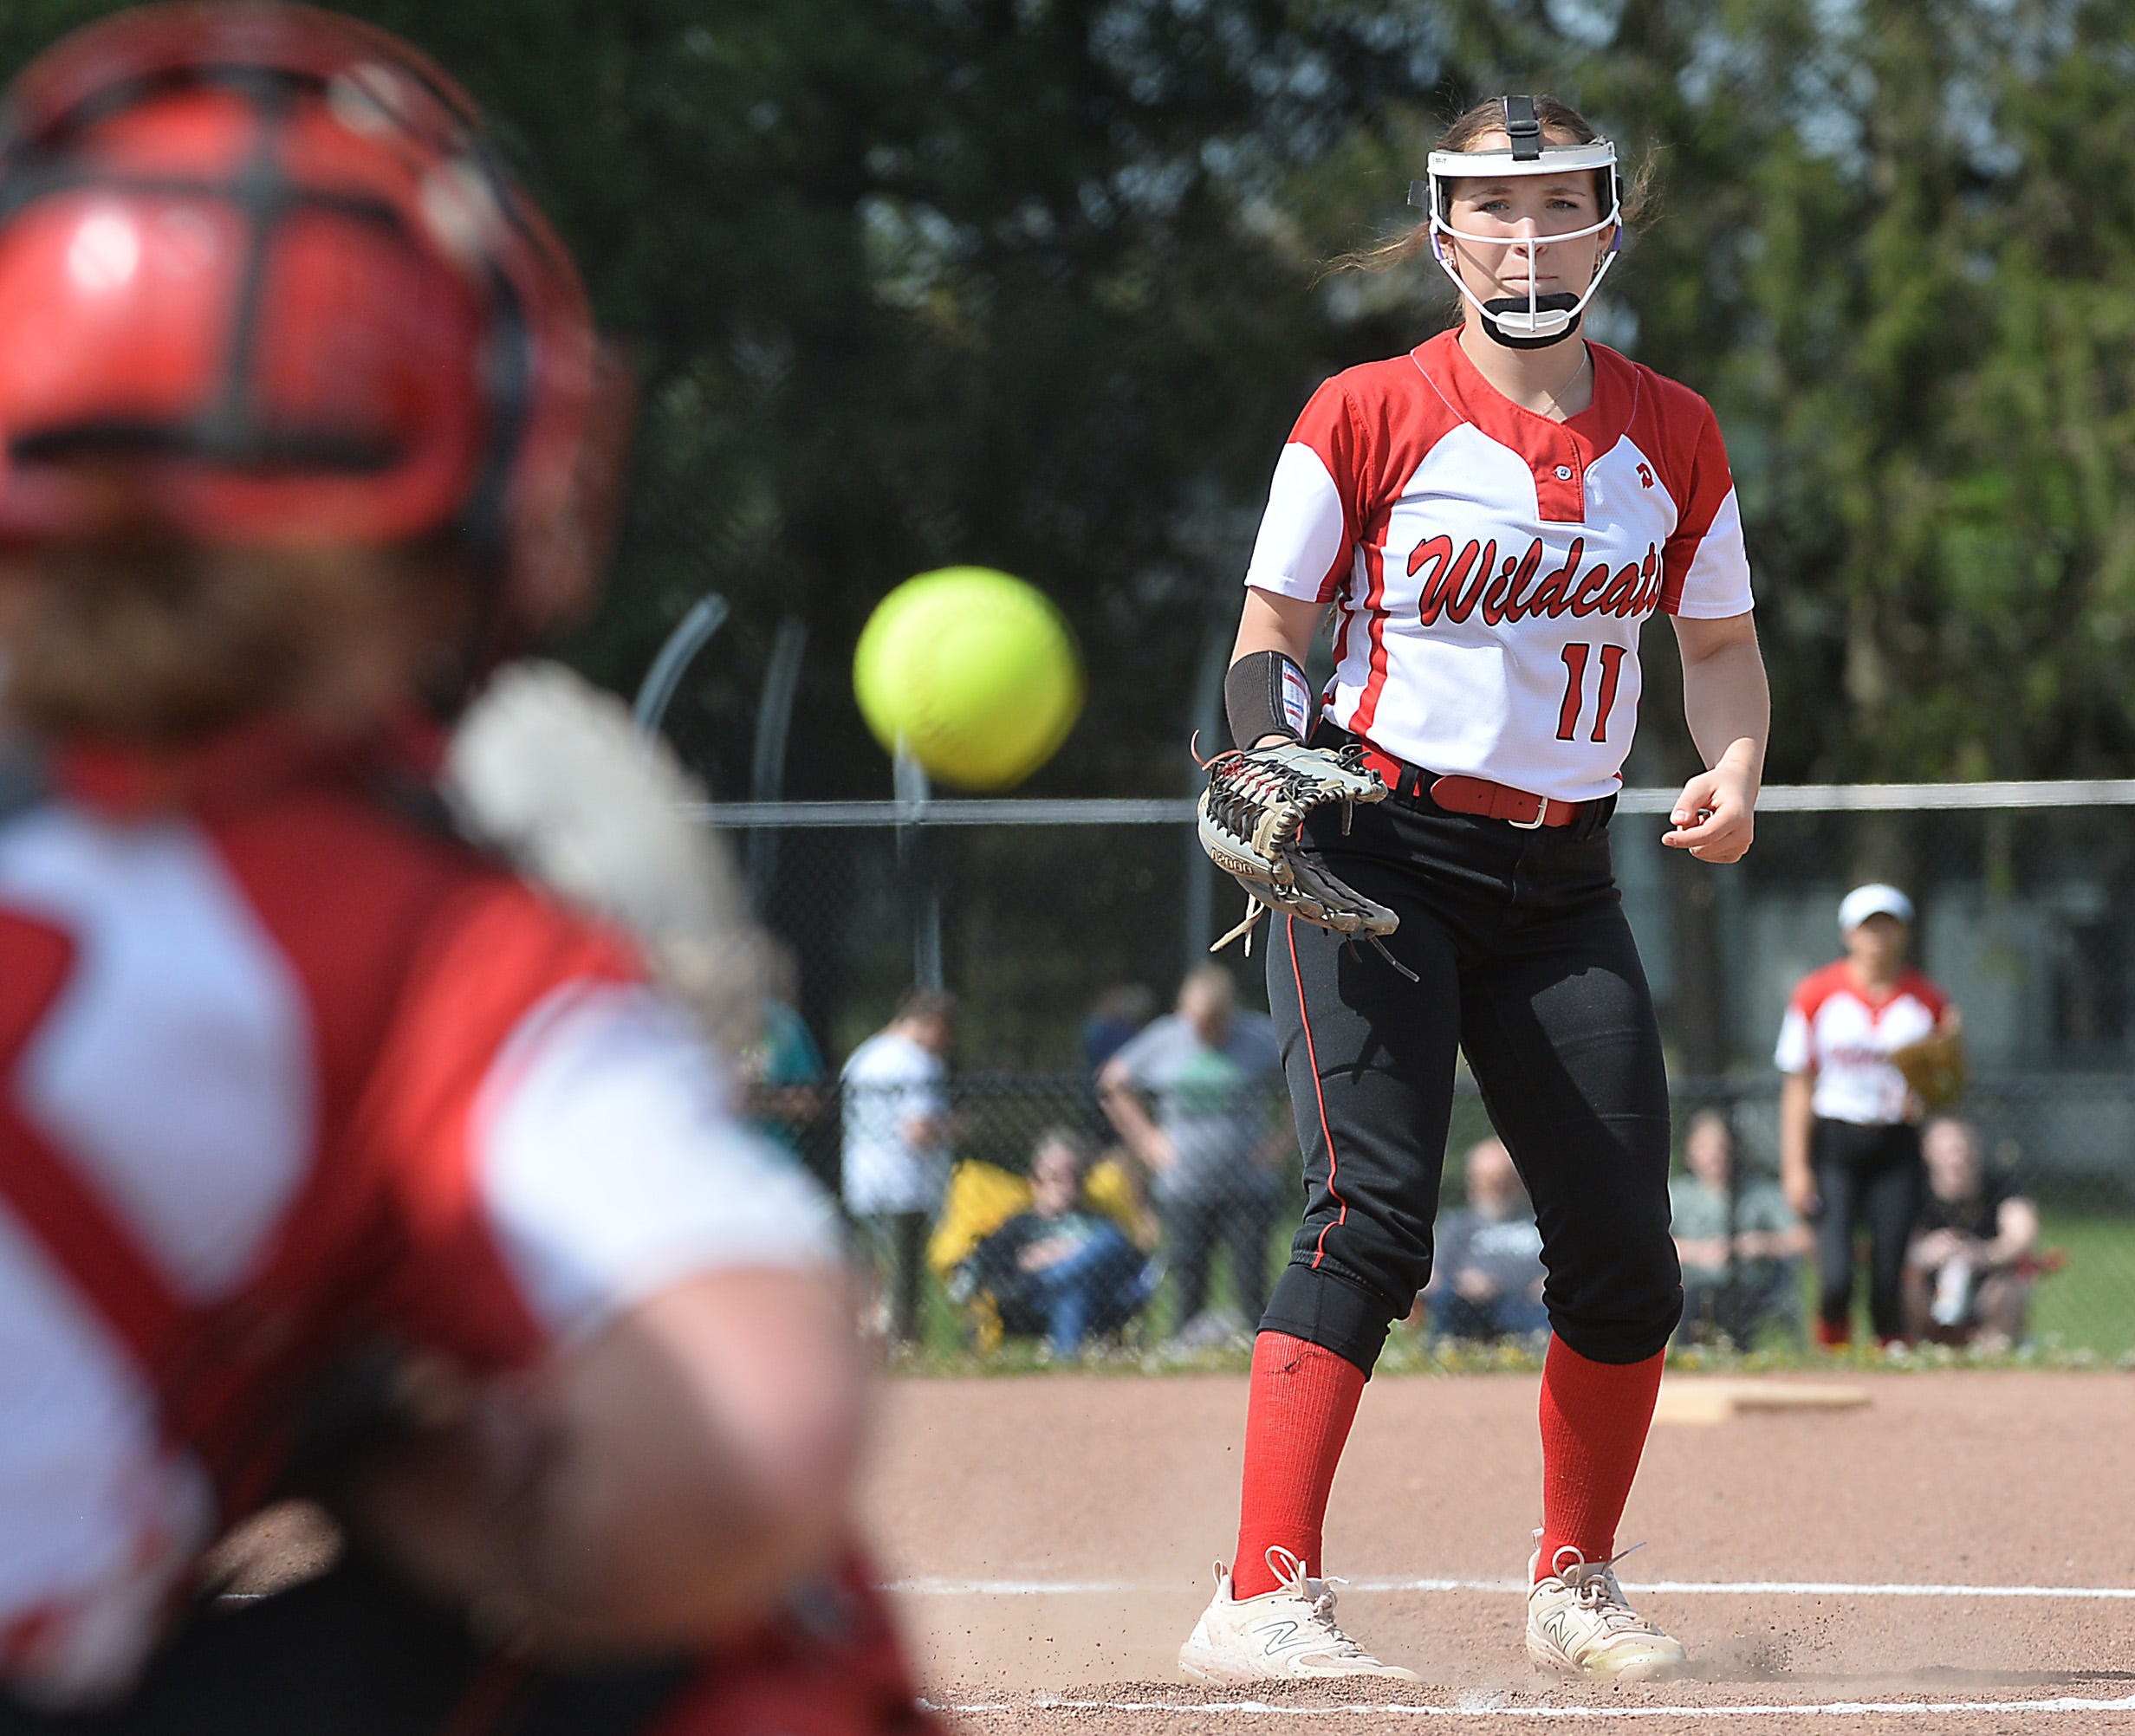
[895,744,944,990]
[1183,616,1230,980]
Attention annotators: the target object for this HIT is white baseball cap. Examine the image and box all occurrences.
[1840,883,1915,932]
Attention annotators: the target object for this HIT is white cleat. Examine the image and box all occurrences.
[1525,1541,1690,1681]
[1178,1546,1422,1683]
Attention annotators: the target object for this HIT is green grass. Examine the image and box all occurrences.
[886,1326,2135,1377]
[892,1213,2135,1373]
[2025,1211,2135,1359]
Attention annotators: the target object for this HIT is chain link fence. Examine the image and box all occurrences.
[718,787,2135,1362]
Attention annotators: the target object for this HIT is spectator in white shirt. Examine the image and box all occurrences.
[841,988,955,1344]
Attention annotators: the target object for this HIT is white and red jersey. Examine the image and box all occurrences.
[0,744,835,1703]
[1243,329,1754,803]
[1774,961,1950,1125]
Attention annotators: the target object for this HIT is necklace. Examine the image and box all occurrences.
[1539,346,1591,422]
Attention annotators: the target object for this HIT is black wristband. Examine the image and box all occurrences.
[1224,650,1314,750]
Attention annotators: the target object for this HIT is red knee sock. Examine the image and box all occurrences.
[1231,1331,1366,1597]
[1534,1335,1665,1582]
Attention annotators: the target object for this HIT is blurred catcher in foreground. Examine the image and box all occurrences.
[0,6,926,1731]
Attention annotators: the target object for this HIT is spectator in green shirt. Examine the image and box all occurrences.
[733,945,829,1170]
[1670,1110,1810,1347]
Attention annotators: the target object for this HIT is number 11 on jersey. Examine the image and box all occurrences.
[1556,642,1628,743]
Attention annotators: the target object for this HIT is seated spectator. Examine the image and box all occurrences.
[1670,1109,1811,1347]
[1424,1138,1548,1344]
[962,1130,1158,1357]
[1905,1117,2041,1348]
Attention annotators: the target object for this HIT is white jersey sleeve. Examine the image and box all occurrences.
[1774,1004,1813,1075]
[1243,379,1364,605]
[477,983,840,1343]
[1245,445,1349,603]
[477,981,840,1332]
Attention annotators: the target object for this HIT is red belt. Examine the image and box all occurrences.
[1351,743,1586,829]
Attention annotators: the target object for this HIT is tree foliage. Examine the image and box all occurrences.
[3,0,2132,788]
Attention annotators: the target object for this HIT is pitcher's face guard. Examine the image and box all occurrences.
[1411,96,1622,350]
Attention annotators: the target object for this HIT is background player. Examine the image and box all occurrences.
[1178,94,1768,1683]
[0,8,922,1729]
[1777,884,1961,1348]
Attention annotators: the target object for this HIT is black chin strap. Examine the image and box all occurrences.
[1480,294,1581,350]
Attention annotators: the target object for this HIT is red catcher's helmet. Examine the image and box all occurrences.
[0,2,628,667]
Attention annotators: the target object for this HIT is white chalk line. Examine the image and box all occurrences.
[892,1578,1139,1596]
[890,1575,2135,1602]
[1618,1581,2135,1603]
[932,1690,2135,1720]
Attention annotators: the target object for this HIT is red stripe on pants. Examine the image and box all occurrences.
[1287,917,1347,1268]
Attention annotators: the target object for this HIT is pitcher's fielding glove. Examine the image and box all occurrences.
[1197,741,1406,969]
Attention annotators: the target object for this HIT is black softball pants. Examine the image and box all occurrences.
[1811,1117,1924,1342]
[1258,787,1681,1376]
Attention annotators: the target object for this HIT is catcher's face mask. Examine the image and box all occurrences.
[1410,95,1622,350]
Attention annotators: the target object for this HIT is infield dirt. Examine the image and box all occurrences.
[863,1369,2135,1733]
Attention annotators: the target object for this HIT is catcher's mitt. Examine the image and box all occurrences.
[1891,1012,1967,1111]
[1197,740,1406,969]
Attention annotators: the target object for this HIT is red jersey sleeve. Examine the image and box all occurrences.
[1656,393,1754,619]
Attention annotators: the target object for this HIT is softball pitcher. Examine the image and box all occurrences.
[1186,94,1769,1683]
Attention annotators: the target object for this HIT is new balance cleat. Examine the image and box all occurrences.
[1179,1547,1421,1683]
[1525,1541,1689,1681]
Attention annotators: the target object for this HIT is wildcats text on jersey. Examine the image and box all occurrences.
[1411,534,1662,627]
